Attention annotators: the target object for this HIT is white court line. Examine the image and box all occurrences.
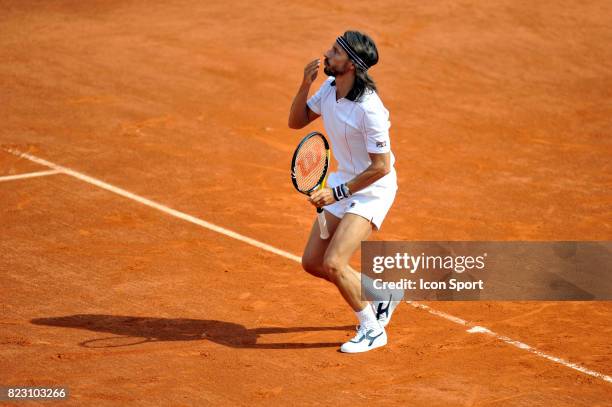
[4,148,300,263]
[5,147,611,385]
[0,169,61,183]
[408,302,612,384]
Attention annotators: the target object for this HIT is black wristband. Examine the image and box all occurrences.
[333,183,351,201]
[341,183,351,198]
[332,185,341,201]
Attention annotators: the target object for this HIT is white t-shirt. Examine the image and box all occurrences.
[307,76,397,193]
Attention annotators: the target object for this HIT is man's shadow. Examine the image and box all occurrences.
[31,315,352,349]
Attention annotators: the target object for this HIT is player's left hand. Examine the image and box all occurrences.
[308,188,335,208]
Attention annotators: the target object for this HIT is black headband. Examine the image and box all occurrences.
[336,36,370,71]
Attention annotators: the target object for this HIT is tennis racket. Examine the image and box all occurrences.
[291,131,331,239]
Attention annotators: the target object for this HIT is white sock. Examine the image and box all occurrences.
[356,304,380,329]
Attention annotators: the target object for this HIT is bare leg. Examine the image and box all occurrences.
[300,210,342,281]
[323,214,373,311]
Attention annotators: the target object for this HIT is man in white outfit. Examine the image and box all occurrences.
[288,31,401,353]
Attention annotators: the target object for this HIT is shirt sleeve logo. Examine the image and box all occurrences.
[376,141,387,148]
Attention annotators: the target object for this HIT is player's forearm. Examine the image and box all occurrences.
[288,82,311,129]
[346,161,390,193]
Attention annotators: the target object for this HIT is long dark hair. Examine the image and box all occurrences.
[343,30,379,102]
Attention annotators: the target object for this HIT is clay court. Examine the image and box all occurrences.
[1,0,611,405]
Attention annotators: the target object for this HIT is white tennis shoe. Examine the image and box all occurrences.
[340,324,387,353]
[372,295,400,328]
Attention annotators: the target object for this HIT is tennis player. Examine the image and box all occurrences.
[288,31,401,353]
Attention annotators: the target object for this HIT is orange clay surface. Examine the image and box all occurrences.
[1,1,611,405]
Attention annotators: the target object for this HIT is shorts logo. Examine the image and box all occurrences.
[376,141,387,148]
[350,202,356,208]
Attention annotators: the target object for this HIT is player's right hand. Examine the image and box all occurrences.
[302,58,320,86]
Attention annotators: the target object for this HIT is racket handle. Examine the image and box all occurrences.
[317,208,330,239]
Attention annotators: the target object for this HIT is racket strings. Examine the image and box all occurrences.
[293,136,327,192]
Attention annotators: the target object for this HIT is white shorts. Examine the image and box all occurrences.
[324,173,397,230]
